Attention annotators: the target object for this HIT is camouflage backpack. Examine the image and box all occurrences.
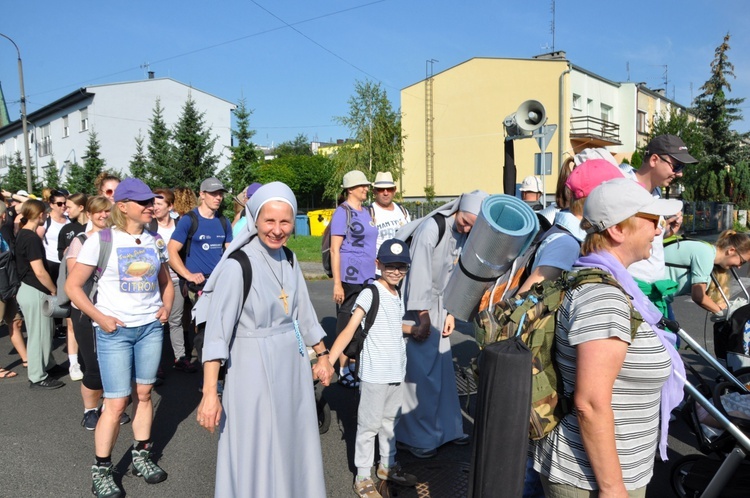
[474,268,643,440]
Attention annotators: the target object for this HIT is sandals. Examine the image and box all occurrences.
[338,371,359,389]
[0,368,18,379]
[22,361,28,368]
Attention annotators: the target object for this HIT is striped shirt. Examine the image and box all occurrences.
[531,283,672,490]
[353,281,407,384]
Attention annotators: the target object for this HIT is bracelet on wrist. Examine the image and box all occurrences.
[317,349,330,357]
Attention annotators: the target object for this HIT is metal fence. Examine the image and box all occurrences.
[682,201,722,233]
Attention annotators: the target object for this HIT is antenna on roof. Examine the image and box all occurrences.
[550,0,556,52]
[626,62,630,81]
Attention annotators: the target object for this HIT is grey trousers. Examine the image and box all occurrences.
[355,381,403,477]
[17,283,55,383]
[167,280,186,359]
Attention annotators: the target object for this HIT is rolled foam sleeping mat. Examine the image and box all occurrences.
[42,295,71,319]
[444,194,538,321]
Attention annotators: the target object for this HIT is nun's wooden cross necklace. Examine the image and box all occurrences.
[261,250,289,314]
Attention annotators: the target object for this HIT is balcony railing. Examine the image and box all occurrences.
[570,116,621,144]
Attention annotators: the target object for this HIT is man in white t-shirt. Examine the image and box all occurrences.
[621,134,698,315]
[369,171,411,255]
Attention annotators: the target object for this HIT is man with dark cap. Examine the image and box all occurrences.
[623,134,698,315]
[168,177,233,363]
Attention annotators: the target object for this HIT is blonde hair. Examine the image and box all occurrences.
[708,230,750,302]
[109,201,130,231]
[86,195,112,215]
[581,217,637,256]
[94,172,121,194]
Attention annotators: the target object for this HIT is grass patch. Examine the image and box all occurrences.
[287,235,322,262]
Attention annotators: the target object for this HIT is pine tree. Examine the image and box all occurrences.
[3,152,31,194]
[130,133,151,186]
[172,95,219,192]
[226,99,261,194]
[42,158,62,189]
[64,161,87,194]
[81,131,106,194]
[693,33,748,186]
[147,99,175,187]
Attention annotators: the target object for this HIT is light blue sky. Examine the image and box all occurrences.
[2,0,748,149]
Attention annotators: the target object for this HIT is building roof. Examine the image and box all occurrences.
[0,77,235,136]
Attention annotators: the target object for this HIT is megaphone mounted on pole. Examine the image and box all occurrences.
[503,100,547,139]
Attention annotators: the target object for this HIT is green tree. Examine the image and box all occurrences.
[172,96,219,192]
[265,154,334,208]
[3,152,32,194]
[129,133,150,186]
[326,80,403,200]
[275,133,312,157]
[727,161,750,209]
[146,99,175,187]
[42,158,62,189]
[82,131,106,194]
[64,161,86,194]
[255,161,299,192]
[225,99,261,195]
[692,33,748,198]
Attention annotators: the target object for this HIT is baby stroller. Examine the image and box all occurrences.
[712,268,750,373]
[666,319,750,497]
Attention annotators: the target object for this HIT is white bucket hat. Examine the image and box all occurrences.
[341,170,371,189]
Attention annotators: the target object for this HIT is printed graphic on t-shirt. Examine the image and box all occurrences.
[117,247,159,293]
[196,233,224,252]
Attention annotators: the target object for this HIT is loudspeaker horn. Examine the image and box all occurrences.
[503,100,547,137]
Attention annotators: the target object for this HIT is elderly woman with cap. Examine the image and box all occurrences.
[394,189,487,458]
[531,177,685,498]
[195,181,332,498]
[330,170,378,388]
[66,178,173,498]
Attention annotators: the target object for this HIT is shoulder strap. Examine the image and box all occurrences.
[183,211,199,258]
[282,246,294,267]
[228,250,253,305]
[433,213,446,245]
[396,202,408,218]
[90,228,113,300]
[368,204,375,225]
[362,283,380,337]
[43,216,52,244]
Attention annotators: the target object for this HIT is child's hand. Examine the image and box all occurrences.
[442,314,455,337]
[312,357,334,386]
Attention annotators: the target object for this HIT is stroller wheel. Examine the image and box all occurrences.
[670,454,703,498]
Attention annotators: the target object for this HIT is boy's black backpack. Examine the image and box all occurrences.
[179,210,230,261]
[321,205,352,278]
[0,244,20,301]
[342,282,387,360]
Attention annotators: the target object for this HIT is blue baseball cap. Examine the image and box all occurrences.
[114,178,163,202]
[377,239,411,265]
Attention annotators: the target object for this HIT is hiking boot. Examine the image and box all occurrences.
[353,477,382,498]
[70,363,84,381]
[131,447,167,484]
[173,357,197,373]
[91,464,122,498]
[82,409,100,431]
[29,377,65,390]
[376,462,417,487]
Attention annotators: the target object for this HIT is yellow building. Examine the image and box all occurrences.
[400,53,689,200]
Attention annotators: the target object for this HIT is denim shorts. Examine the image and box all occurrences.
[95,320,163,398]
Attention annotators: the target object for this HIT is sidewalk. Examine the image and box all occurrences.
[300,260,328,280]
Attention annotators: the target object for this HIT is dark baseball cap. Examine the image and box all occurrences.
[645,134,698,164]
[377,239,411,265]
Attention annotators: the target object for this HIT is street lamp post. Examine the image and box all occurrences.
[1,33,33,192]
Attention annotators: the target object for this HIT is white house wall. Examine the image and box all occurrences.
[1,78,235,181]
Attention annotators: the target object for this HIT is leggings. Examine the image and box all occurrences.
[71,307,102,391]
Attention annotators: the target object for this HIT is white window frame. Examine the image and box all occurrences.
[600,103,613,122]
[62,115,69,138]
[572,94,582,110]
[39,123,52,157]
[80,107,89,132]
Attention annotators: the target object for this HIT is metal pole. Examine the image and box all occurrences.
[0,33,33,192]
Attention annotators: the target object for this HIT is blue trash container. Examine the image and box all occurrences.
[295,214,310,236]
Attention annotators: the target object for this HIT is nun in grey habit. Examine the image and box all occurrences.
[195,182,332,498]
[395,190,488,455]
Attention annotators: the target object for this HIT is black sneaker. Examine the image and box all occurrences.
[29,378,65,390]
[46,364,68,376]
[82,409,100,431]
[91,464,123,498]
[173,357,198,373]
[131,447,167,484]
[119,412,131,426]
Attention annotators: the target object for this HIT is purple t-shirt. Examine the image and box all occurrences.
[330,202,377,284]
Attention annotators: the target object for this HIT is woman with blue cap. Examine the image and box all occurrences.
[195,181,333,498]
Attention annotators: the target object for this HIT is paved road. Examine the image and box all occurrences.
[0,260,745,497]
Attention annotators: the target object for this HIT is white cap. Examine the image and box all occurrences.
[519,176,542,193]
[16,189,29,197]
[583,178,682,233]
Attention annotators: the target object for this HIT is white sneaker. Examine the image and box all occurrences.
[69,363,83,381]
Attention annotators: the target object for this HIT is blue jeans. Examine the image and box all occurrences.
[95,320,163,398]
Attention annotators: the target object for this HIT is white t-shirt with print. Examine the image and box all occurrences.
[371,203,411,253]
[76,228,168,327]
